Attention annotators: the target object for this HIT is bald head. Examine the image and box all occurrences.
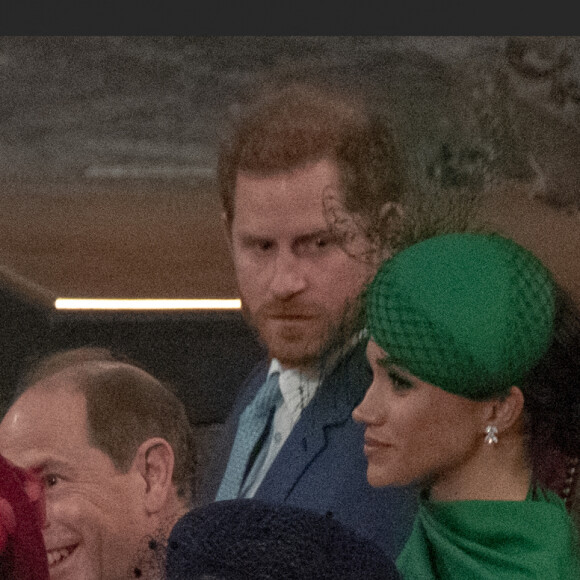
[0,350,195,580]
[10,347,195,503]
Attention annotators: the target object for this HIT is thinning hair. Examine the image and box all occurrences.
[217,81,408,228]
[15,347,196,505]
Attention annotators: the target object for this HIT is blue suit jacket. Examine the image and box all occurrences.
[200,342,418,559]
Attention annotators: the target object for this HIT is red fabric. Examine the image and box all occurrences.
[0,454,49,579]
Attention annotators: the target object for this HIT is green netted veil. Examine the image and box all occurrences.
[367,233,556,399]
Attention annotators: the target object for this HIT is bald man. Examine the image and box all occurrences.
[0,347,195,580]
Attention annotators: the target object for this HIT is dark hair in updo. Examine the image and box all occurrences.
[521,288,580,506]
[522,285,580,468]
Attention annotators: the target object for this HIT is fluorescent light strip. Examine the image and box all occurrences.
[55,298,241,311]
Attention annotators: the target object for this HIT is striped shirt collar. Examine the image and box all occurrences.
[265,329,368,419]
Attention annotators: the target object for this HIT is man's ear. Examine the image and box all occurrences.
[486,386,525,435]
[133,438,175,514]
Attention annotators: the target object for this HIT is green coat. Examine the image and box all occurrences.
[397,487,580,579]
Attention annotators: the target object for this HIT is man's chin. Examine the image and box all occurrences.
[246,311,341,369]
[264,336,324,370]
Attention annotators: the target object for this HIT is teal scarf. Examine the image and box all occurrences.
[397,487,580,579]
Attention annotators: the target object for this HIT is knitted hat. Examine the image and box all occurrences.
[165,499,400,579]
[367,233,556,399]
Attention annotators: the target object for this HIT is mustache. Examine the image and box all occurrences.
[256,302,322,318]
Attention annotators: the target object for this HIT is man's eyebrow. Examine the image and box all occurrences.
[238,232,272,243]
[237,229,336,245]
[294,229,335,244]
[29,459,75,475]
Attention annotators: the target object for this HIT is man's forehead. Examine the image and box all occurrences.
[0,379,88,441]
[236,159,342,193]
[233,186,342,233]
[0,388,93,471]
[1,446,76,474]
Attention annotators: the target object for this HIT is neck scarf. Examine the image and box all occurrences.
[397,487,580,579]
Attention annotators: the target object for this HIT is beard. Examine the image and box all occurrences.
[241,294,364,371]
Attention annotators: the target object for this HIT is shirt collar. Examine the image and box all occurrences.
[266,329,368,414]
[267,359,319,416]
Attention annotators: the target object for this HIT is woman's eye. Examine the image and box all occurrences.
[388,371,414,392]
[375,355,415,392]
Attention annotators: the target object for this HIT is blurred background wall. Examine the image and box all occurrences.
[1,37,579,297]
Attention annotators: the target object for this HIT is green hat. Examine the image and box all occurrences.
[367,233,556,399]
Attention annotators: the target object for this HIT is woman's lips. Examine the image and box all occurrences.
[363,435,392,455]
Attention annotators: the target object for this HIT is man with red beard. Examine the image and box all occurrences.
[202,82,417,559]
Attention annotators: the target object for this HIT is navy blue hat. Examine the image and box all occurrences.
[166,499,400,579]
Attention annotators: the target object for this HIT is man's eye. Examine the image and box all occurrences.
[44,474,60,487]
[239,237,274,253]
[258,240,273,251]
[245,239,273,252]
[298,235,334,256]
[315,234,336,248]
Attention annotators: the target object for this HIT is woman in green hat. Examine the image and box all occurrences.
[353,232,580,579]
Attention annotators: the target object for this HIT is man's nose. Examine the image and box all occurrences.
[269,249,307,299]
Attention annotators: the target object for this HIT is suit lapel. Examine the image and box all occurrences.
[255,342,371,501]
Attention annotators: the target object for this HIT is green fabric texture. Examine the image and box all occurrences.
[396,487,580,579]
[367,233,556,399]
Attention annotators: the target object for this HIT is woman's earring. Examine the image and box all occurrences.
[484,425,499,445]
